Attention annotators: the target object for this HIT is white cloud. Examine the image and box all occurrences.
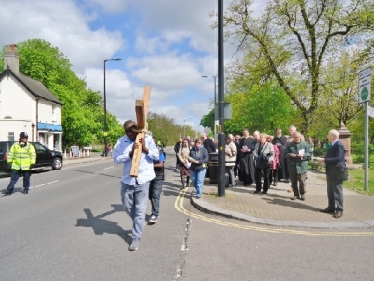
[0,0,125,73]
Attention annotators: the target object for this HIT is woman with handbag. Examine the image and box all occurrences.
[253,133,274,194]
[188,139,209,199]
[177,138,192,189]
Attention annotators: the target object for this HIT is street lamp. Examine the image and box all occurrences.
[103,58,121,156]
[202,75,217,139]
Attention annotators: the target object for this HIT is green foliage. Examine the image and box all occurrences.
[200,109,215,134]
[202,83,299,136]
[147,112,198,146]
[2,39,123,148]
[221,0,374,135]
[351,143,374,166]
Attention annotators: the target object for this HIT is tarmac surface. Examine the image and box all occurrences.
[66,149,374,229]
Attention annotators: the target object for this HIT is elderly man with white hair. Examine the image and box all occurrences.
[316,129,346,219]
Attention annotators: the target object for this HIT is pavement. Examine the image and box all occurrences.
[64,149,374,229]
[62,152,112,167]
[190,170,374,229]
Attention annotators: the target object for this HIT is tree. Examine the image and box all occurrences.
[220,0,374,134]
[1,39,123,147]
[147,112,191,145]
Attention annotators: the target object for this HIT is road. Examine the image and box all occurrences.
[0,149,373,281]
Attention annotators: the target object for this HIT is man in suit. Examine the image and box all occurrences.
[316,129,346,219]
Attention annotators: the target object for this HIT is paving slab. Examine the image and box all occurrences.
[190,170,374,229]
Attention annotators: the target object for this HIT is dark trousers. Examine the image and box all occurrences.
[255,167,270,192]
[326,175,343,211]
[268,169,279,185]
[290,173,306,197]
[149,178,163,216]
[7,170,31,192]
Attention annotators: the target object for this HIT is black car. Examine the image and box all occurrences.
[0,141,63,175]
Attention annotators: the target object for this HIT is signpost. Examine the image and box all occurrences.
[359,67,371,192]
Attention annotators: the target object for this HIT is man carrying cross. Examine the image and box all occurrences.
[113,120,159,251]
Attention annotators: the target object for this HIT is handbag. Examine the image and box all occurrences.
[184,160,191,169]
[337,166,348,181]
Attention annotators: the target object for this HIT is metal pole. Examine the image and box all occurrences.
[214,75,217,141]
[217,0,225,197]
[103,60,107,156]
[103,58,121,157]
[364,101,369,192]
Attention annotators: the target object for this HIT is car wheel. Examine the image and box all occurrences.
[52,157,62,170]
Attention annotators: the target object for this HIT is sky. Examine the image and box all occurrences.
[0,0,266,134]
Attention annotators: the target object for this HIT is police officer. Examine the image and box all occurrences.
[3,132,36,195]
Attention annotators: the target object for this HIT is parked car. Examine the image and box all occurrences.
[0,141,63,175]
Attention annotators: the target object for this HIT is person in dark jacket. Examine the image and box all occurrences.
[188,139,209,199]
[148,138,166,224]
[174,138,183,171]
[316,129,346,219]
[285,132,311,200]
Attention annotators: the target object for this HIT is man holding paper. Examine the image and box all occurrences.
[285,132,311,200]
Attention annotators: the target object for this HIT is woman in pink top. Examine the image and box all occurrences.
[267,136,280,186]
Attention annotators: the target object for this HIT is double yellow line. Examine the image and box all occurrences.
[174,188,374,237]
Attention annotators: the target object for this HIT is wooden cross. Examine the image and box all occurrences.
[130,86,151,177]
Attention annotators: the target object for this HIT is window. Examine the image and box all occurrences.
[7,132,14,141]
[52,104,56,122]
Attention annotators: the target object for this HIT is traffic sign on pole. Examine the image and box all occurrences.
[359,67,371,104]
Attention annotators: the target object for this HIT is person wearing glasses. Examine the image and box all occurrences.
[113,120,159,251]
[284,132,310,201]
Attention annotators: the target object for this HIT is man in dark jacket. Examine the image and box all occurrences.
[285,132,310,200]
[316,129,346,219]
[148,138,165,224]
[200,133,216,153]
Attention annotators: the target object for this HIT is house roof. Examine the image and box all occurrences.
[0,68,62,105]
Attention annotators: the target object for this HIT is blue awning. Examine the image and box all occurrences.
[37,122,62,132]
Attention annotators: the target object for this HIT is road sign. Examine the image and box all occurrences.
[359,67,371,103]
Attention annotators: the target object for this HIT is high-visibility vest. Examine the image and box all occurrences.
[7,142,36,170]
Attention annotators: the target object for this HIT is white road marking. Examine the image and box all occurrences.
[30,180,59,189]
[103,166,114,170]
[47,180,59,185]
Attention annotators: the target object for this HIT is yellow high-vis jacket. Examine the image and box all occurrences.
[7,142,36,170]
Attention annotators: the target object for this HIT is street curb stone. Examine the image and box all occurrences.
[190,194,374,229]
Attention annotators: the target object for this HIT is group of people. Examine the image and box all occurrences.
[4,122,346,253]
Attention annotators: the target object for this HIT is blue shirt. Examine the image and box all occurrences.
[113,134,159,185]
[159,152,165,162]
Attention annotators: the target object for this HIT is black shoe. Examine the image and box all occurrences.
[319,208,335,213]
[254,190,260,194]
[22,189,29,195]
[180,184,185,190]
[3,190,12,196]
[262,191,267,194]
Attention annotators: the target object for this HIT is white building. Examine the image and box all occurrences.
[0,44,63,151]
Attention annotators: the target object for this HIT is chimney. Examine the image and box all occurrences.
[4,44,19,74]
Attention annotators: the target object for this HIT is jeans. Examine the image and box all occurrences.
[121,181,150,240]
[225,166,235,186]
[7,170,31,192]
[149,178,163,216]
[190,169,206,197]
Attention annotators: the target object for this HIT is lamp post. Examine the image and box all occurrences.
[103,58,121,156]
[202,75,217,139]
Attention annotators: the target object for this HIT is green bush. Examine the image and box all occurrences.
[351,142,374,166]
[313,147,322,157]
